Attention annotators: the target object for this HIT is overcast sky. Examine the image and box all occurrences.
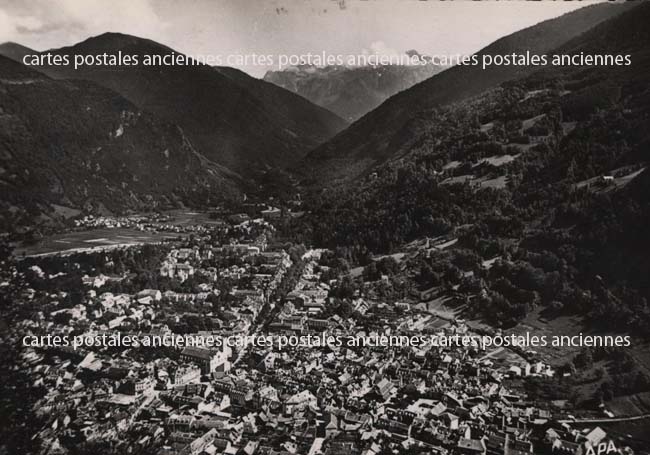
[0,0,598,77]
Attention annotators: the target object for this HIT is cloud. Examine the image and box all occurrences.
[0,0,167,49]
[0,0,588,78]
[362,41,402,59]
[0,10,14,42]
[13,15,43,32]
[56,0,167,34]
[16,20,83,36]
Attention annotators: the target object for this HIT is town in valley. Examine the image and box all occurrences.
[1,202,642,455]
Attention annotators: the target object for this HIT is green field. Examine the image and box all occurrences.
[14,228,180,257]
[12,210,226,257]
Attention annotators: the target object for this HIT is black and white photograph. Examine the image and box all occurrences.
[1,0,650,454]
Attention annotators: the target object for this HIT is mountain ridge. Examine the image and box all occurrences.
[36,33,348,174]
[0,55,241,231]
[297,1,650,334]
[299,2,636,186]
[263,62,444,122]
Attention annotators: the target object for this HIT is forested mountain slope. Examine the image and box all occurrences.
[40,33,347,174]
[300,2,634,185]
[295,2,650,333]
[0,56,240,231]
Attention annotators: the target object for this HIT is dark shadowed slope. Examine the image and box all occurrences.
[37,33,347,174]
[213,65,348,145]
[299,2,650,334]
[0,56,240,230]
[300,2,634,185]
[0,42,36,63]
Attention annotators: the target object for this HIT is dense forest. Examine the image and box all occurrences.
[289,30,650,334]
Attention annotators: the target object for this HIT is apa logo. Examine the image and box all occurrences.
[585,441,617,455]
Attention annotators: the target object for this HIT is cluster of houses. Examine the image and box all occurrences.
[73,213,175,230]
[74,212,223,235]
[6,214,635,455]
